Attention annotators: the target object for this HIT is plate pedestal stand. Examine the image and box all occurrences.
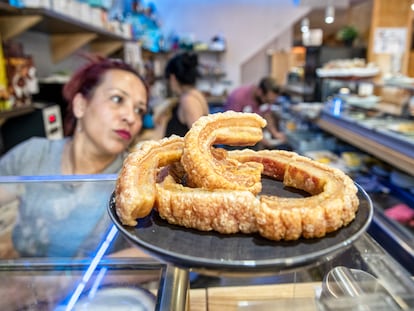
[157,265,190,311]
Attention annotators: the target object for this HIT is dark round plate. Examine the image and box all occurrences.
[108,180,373,274]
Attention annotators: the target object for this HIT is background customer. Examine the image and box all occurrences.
[163,51,209,137]
[224,76,287,149]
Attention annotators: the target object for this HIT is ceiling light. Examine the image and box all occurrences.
[325,5,335,24]
[301,18,309,33]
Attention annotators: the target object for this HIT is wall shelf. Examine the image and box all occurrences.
[0,106,35,124]
[0,3,131,62]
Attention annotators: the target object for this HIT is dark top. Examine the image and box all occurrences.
[165,105,189,137]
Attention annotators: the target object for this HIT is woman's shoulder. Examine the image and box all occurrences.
[0,137,67,175]
[13,137,66,154]
[181,89,208,109]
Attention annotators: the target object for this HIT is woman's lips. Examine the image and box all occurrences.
[115,129,131,140]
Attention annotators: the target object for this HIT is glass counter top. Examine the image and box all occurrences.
[0,176,413,310]
[0,258,163,311]
[0,234,412,310]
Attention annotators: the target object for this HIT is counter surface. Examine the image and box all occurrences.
[316,111,414,176]
[0,233,413,310]
[0,170,413,311]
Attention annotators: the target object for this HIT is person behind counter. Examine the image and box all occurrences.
[163,51,209,137]
[223,76,288,149]
[0,54,149,258]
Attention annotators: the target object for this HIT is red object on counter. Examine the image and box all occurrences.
[384,204,414,224]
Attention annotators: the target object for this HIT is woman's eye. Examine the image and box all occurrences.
[111,95,123,104]
[134,107,145,115]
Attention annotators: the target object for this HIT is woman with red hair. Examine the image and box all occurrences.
[0,54,149,257]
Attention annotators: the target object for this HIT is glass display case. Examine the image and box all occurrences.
[0,175,413,310]
[284,76,414,275]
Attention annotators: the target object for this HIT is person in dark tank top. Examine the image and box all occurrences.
[164,52,209,137]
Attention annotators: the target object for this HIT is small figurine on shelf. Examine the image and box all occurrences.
[3,40,38,109]
[210,34,226,51]
[6,55,38,108]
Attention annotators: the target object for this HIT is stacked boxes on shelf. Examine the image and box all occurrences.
[9,0,133,39]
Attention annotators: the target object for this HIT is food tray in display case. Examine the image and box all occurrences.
[316,67,380,78]
[108,179,373,275]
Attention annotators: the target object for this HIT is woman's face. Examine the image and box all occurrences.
[75,69,147,156]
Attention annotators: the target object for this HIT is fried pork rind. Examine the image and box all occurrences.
[181,111,267,194]
[155,175,260,234]
[228,149,359,240]
[115,111,360,242]
[115,135,184,226]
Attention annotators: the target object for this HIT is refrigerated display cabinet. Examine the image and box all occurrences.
[0,175,413,310]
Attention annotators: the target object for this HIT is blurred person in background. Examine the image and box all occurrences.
[163,51,209,137]
[0,54,149,258]
[224,76,288,149]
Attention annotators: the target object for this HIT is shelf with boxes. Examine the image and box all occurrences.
[0,1,138,121]
[0,2,133,63]
[141,47,228,105]
[194,48,228,102]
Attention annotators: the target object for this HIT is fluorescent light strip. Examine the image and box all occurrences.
[63,225,118,311]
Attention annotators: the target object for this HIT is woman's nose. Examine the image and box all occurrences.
[122,105,137,124]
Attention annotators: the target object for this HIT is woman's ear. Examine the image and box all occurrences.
[73,93,87,118]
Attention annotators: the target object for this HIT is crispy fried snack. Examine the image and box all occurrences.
[115,135,184,226]
[155,175,260,234]
[181,111,266,194]
[115,111,360,242]
[228,149,359,240]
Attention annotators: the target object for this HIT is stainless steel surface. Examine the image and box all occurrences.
[156,265,190,311]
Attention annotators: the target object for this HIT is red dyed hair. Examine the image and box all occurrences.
[62,54,149,136]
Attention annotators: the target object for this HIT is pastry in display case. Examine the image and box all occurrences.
[316,58,380,79]
[315,77,414,275]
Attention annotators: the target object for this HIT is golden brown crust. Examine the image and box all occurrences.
[228,149,359,240]
[115,135,184,226]
[115,111,360,242]
[155,175,260,234]
[181,111,266,194]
